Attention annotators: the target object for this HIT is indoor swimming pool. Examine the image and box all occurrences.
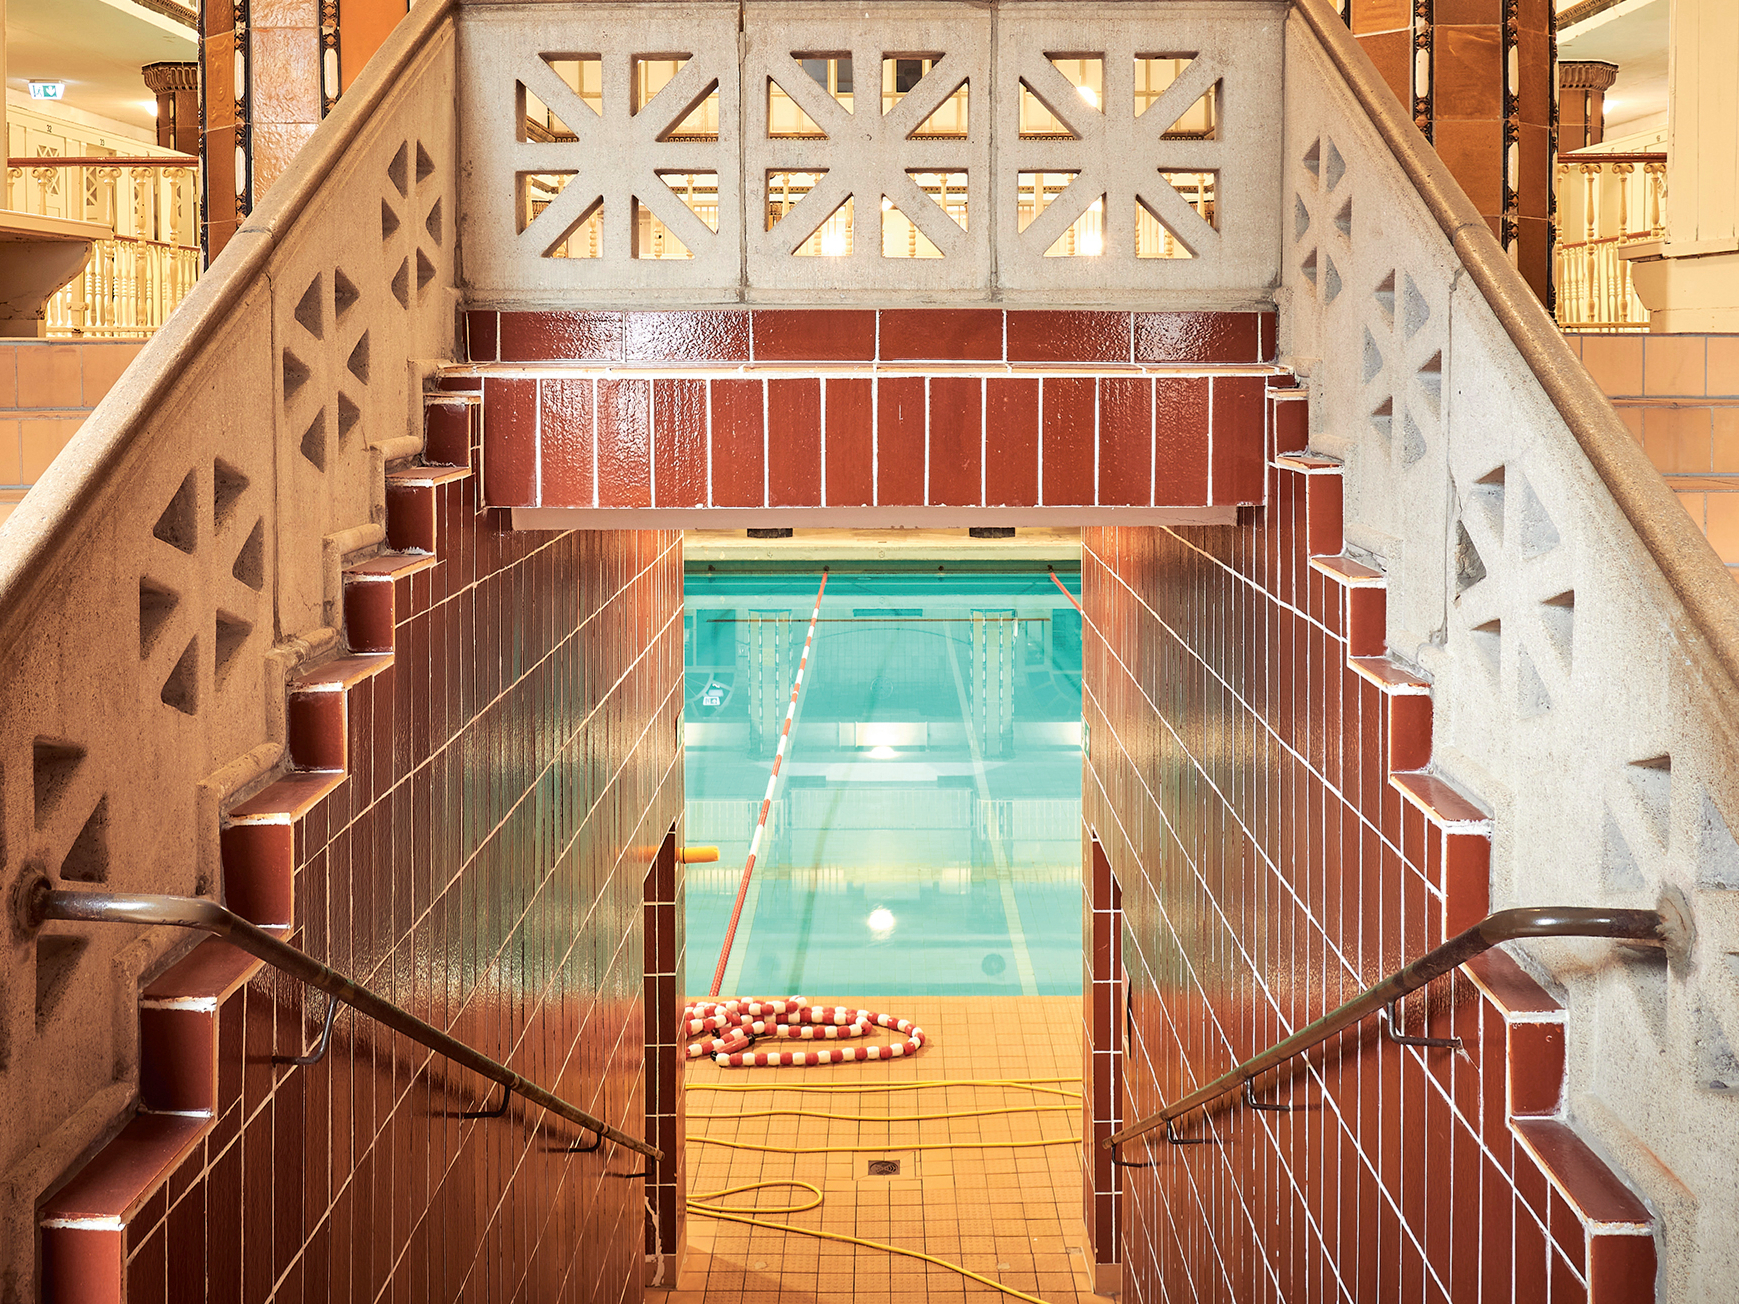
[683,567,1084,999]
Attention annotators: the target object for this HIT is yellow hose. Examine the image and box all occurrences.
[683,1078,1089,1304]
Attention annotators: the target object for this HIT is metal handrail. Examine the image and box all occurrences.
[1103,906,1670,1160]
[28,885,659,1161]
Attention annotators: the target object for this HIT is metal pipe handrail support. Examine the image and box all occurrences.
[1104,904,1679,1163]
[26,884,659,1161]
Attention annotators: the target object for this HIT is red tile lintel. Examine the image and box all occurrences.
[344,553,438,580]
[141,937,260,1004]
[1391,770,1491,830]
[227,770,344,822]
[1274,452,1342,473]
[386,464,471,488]
[1350,656,1431,694]
[1463,949,1564,1021]
[1513,1118,1654,1229]
[1311,554,1385,586]
[292,653,393,693]
[39,1113,207,1222]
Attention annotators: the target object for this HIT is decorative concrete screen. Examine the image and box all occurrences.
[463,307,1281,526]
[456,3,1283,307]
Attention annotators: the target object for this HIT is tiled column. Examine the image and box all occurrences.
[1083,836,1123,1291]
[644,829,687,1287]
[1347,0,1557,304]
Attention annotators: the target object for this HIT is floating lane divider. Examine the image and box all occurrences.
[683,995,926,1067]
[707,568,829,999]
[1048,566,1083,614]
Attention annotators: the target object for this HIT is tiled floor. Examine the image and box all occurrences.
[669,996,1112,1304]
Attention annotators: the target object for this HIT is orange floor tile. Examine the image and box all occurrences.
[666,996,1113,1304]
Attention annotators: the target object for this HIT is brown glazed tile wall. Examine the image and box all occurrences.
[46,406,686,1302]
[1079,386,1656,1302]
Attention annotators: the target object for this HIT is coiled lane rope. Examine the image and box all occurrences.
[685,995,925,1066]
[682,1078,1086,1304]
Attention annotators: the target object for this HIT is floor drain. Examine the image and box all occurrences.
[866,1159,901,1176]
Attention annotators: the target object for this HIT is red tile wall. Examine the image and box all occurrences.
[1079,393,1655,1302]
[467,309,1276,513]
[53,412,686,1302]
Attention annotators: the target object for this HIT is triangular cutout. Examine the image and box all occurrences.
[768,77,827,138]
[1540,590,1574,665]
[381,199,401,241]
[1302,138,1321,179]
[233,519,265,592]
[1402,275,1431,338]
[1374,270,1396,325]
[1361,328,1383,384]
[281,350,311,403]
[1160,82,1218,141]
[1454,520,1486,592]
[415,141,435,184]
[337,393,362,441]
[882,196,944,258]
[653,73,721,142]
[36,935,89,1030]
[1135,196,1197,260]
[1516,475,1560,558]
[1415,350,1442,416]
[346,332,371,385]
[540,193,604,259]
[214,610,252,685]
[904,171,967,230]
[1044,195,1105,257]
[387,141,409,198]
[425,198,444,246]
[1697,792,1739,890]
[1018,171,1079,233]
[294,275,323,339]
[632,197,693,260]
[1369,396,1393,444]
[33,737,86,830]
[1627,755,1673,846]
[793,195,853,257]
[1470,465,1505,544]
[390,258,410,309]
[213,458,248,529]
[1602,811,1646,891]
[542,56,602,117]
[161,637,199,716]
[658,172,720,232]
[1470,619,1501,678]
[1334,195,1352,238]
[1324,139,1345,191]
[417,249,437,291]
[520,81,580,141]
[1294,195,1310,242]
[1323,254,1342,303]
[1301,248,1318,287]
[909,79,968,139]
[334,269,360,319]
[139,579,178,657]
[153,471,198,554]
[1401,413,1426,468]
[59,797,109,883]
[300,410,327,471]
[1019,78,1081,140]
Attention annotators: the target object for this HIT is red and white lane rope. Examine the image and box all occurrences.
[707,570,829,999]
[683,996,927,1067]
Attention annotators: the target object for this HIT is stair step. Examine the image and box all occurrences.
[39,1113,207,1224]
[342,556,434,653]
[292,653,391,692]
[386,463,470,488]
[1350,656,1430,693]
[1390,770,1489,828]
[227,770,343,822]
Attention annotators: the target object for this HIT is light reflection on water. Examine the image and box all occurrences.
[683,570,1084,998]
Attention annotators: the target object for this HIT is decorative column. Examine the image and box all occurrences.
[1559,60,1617,150]
[1344,0,1558,305]
[1625,0,1739,331]
[199,0,251,259]
[142,63,200,155]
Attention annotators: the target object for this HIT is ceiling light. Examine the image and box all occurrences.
[869,745,897,759]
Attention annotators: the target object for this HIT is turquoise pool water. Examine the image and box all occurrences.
[683,569,1084,999]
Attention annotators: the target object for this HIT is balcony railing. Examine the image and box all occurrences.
[5,156,203,338]
[1554,151,1666,332]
